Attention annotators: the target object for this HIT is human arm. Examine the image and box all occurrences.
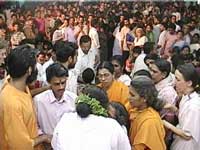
[162,120,192,140]
[30,85,50,97]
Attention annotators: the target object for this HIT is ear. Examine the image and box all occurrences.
[68,56,73,63]
[187,80,193,87]
[161,71,167,79]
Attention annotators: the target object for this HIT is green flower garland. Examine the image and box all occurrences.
[75,94,108,117]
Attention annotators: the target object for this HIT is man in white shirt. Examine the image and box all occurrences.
[89,18,100,60]
[55,41,79,94]
[34,63,77,136]
[75,35,96,76]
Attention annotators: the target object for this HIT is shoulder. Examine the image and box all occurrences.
[63,90,77,100]
[34,90,52,102]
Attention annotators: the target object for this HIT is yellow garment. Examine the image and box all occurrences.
[98,80,130,109]
[129,107,166,150]
[0,80,39,150]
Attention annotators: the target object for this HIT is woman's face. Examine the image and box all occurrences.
[149,64,164,84]
[135,28,143,37]
[129,86,144,109]
[98,68,114,89]
[111,60,123,77]
[175,70,189,95]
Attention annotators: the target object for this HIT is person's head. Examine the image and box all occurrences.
[76,85,109,118]
[135,27,145,38]
[191,33,200,44]
[176,30,184,39]
[144,53,159,67]
[170,15,177,23]
[90,18,98,28]
[36,51,46,65]
[181,45,190,55]
[97,61,114,89]
[111,55,124,78]
[160,22,168,32]
[145,24,153,32]
[12,22,20,32]
[55,41,78,69]
[183,24,190,34]
[79,35,91,54]
[133,69,152,79]
[5,44,37,84]
[168,23,176,34]
[46,63,68,100]
[129,76,164,111]
[68,17,74,26]
[82,68,95,84]
[143,42,153,54]
[108,102,129,127]
[149,58,171,84]
[131,46,142,61]
[175,63,200,95]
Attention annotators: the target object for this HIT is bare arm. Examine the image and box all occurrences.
[162,120,192,140]
[30,85,50,97]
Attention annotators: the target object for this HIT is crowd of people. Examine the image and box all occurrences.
[0,1,200,150]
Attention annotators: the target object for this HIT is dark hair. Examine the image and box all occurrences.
[111,55,123,67]
[109,102,129,127]
[132,46,142,54]
[143,42,154,54]
[46,63,68,82]
[144,53,159,64]
[168,23,176,30]
[154,58,171,78]
[76,86,109,118]
[82,68,95,84]
[55,41,77,63]
[133,69,152,79]
[5,45,36,79]
[176,63,200,92]
[130,76,164,111]
[79,35,91,45]
[161,22,168,29]
[97,61,114,74]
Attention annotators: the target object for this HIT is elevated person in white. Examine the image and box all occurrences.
[52,86,131,150]
[75,35,96,76]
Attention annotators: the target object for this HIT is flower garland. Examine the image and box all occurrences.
[75,94,108,117]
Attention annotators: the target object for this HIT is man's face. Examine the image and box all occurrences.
[80,41,91,54]
[50,76,67,100]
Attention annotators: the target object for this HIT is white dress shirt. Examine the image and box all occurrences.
[34,90,77,135]
[52,113,131,150]
[74,47,96,76]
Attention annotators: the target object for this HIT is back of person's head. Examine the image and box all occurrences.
[176,63,200,92]
[54,41,77,63]
[132,46,142,55]
[110,55,123,67]
[82,68,95,84]
[46,63,68,83]
[79,35,91,45]
[130,76,164,111]
[154,58,171,78]
[76,85,109,118]
[97,61,114,74]
[108,102,129,127]
[133,69,152,79]
[143,42,153,54]
[5,44,36,79]
[144,53,159,66]
[91,18,98,27]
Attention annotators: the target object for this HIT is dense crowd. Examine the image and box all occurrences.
[0,1,200,150]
